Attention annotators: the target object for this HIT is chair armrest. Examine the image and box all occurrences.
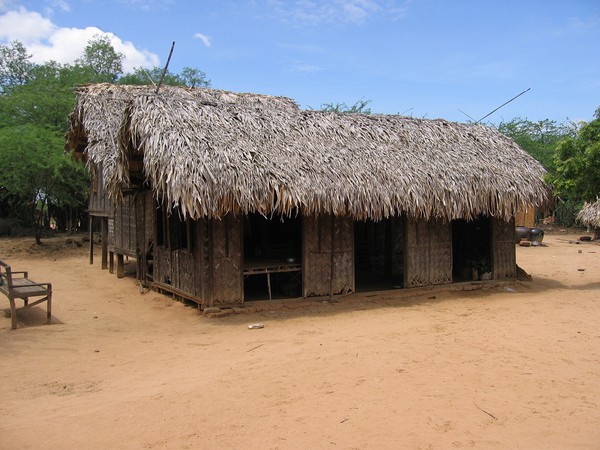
[20,282,52,289]
[10,271,29,277]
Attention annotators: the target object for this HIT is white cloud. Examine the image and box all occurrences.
[0,7,55,42]
[282,57,323,73]
[266,0,409,26]
[120,0,173,12]
[193,32,212,47]
[291,63,322,73]
[0,6,159,72]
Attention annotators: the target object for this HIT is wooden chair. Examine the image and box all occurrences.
[0,260,52,330]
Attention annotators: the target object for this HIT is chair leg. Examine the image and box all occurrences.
[9,297,17,330]
[47,293,52,324]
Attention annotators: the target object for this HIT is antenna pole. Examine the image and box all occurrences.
[155,41,175,94]
[476,87,531,124]
[458,108,476,122]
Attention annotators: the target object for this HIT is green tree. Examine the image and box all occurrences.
[0,61,93,130]
[0,40,99,240]
[548,115,600,203]
[319,99,372,114]
[75,34,124,82]
[0,125,69,243]
[497,118,577,171]
[0,40,34,93]
[119,66,210,87]
[0,37,213,241]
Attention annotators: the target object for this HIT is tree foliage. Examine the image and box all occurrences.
[0,37,211,241]
[0,125,77,242]
[497,114,599,225]
[497,118,577,171]
[0,40,34,92]
[118,66,210,88]
[548,116,600,203]
[319,99,372,114]
[75,34,124,82]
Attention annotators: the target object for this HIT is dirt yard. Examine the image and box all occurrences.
[0,232,599,449]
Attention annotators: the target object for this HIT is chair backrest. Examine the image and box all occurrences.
[0,260,13,289]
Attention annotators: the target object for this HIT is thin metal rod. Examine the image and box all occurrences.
[155,41,175,94]
[476,88,531,124]
[458,108,476,122]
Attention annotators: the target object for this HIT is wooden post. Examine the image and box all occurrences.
[116,253,124,278]
[109,251,114,274]
[89,216,94,265]
[101,218,108,270]
[329,215,335,299]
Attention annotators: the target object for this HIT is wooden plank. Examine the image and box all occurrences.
[492,217,516,279]
[303,214,354,297]
[116,253,124,278]
[210,215,243,306]
[101,217,108,270]
[89,216,94,265]
[405,217,452,287]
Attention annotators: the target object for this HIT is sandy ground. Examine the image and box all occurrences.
[0,232,599,450]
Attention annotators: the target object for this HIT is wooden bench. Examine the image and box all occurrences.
[0,260,52,330]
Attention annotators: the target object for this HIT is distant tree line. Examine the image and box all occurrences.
[0,36,210,243]
[497,111,600,226]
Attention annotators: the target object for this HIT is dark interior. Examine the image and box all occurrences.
[354,217,404,291]
[243,213,302,300]
[451,215,492,282]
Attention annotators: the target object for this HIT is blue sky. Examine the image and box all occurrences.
[1,0,599,124]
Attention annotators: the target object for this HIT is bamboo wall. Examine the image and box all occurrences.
[209,215,243,305]
[492,217,516,279]
[88,163,114,216]
[405,217,452,287]
[152,214,243,307]
[514,208,535,227]
[105,199,518,308]
[302,214,354,297]
[113,193,137,256]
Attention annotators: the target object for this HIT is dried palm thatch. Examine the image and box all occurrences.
[577,198,600,228]
[67,83,552,222]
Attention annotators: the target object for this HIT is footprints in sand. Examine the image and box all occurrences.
[30,380,101,398]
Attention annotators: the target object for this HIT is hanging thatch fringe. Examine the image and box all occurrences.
[66,83,552,222]
[577,198,600,227]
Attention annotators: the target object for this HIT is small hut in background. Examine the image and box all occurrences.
[577,199,600,239]
[514,208,536,227]
[66,84,551,308]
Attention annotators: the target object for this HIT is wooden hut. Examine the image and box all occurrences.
[577,199,600,239]
[66,83,551,308]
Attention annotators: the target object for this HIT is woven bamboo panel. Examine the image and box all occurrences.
[405,218,452,287]
[175,250,195,294]
[303,214,353,297]
[155,245,172,285]
[514,208,535,227]
[197,219,210,305]
[114,194,137,253]
[492,217,516,279]
[108,218,115,247]
[210,215,243,305]
[88,163,114,216]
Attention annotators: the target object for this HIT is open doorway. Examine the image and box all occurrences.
[243,213,302,300]
[354,217,404,291]
[451,215,492,282]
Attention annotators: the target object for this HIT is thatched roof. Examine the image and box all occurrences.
[577,199,600,227]
[66,83,551,221]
